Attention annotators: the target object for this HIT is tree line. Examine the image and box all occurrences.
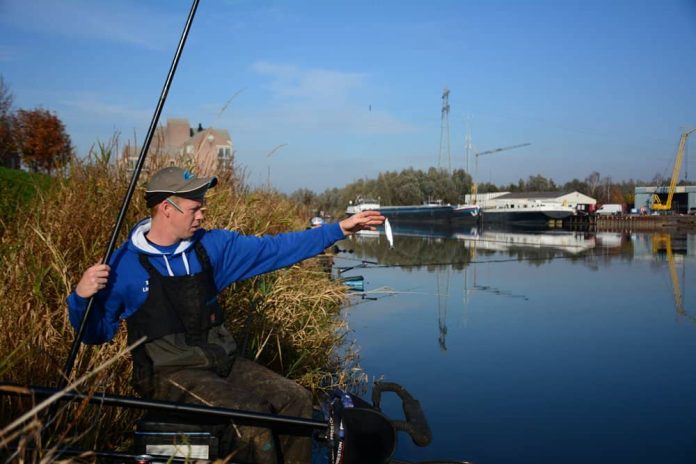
[0,76,72,174]
[290,168,691,218]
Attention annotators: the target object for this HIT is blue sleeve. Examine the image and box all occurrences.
[204,223,345,291]
[66,249,128,345]
[67,291,121,344]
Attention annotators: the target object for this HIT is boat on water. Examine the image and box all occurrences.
[347,197,480,224]
[481,199,576,226]
[346,197,381,215]
[452,203,481,221]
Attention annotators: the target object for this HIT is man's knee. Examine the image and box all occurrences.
[293,384,313,412]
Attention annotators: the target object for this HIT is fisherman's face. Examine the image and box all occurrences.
[166,196,205,239]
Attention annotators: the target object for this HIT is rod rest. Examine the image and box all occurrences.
[371,381,432,447]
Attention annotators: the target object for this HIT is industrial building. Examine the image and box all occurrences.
[634,186,696,214]
[465,191,596,213]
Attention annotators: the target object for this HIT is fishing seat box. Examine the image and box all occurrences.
[133,412,229,461]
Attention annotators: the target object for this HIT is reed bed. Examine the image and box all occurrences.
[0,145,362,458]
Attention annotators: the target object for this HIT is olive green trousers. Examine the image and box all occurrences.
[152,357,313,464]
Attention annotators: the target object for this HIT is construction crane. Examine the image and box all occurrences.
[471,142,531,205]
[651,127,696,212]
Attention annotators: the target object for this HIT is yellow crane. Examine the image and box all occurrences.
[470,142,531,205]
[651,127,696,211]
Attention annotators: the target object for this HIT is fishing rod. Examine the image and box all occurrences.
[336,259,379,274]
[335,253,585,271]
[58,0,200,390]
[5,384,325,436]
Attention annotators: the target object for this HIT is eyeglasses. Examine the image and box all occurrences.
[165,197,184,213]
[165,197,206,215]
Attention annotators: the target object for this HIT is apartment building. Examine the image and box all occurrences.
[123,118,234,176]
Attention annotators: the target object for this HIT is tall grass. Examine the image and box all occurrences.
[0,167,52,233]
[0,143,360,456]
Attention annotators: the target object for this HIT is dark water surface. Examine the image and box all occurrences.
[335,226,696,464]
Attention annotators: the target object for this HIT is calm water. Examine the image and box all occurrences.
[334,225,696,464]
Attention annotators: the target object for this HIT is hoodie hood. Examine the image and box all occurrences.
[128,218,198,256]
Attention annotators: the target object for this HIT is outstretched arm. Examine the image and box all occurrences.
[338,210,385,235]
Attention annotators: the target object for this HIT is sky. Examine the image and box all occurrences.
[1,0,695,193]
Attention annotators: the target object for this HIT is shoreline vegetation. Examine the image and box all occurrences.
[296,168,695,220]
[0,148,361,457]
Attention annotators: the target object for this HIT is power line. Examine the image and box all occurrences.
[438,86,451,173]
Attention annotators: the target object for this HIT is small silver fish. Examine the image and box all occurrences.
[384,218,394,248]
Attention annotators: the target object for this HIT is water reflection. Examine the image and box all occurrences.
[345,224,693,321]
[436,269,449,351]
[651,233,691,322]
[337,223,696,463]
[350,224,605,269]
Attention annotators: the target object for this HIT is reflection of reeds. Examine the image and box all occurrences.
[0,138,362,455]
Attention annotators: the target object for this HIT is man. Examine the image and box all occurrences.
[67,166,384,463]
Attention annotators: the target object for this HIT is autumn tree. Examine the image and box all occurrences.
[0,76,17,169]
[13,108,72,174]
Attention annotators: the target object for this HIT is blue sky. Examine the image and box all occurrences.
[1,0,695,193]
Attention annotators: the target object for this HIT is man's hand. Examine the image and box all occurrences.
[339,210,385,236]
[75,262,111,298]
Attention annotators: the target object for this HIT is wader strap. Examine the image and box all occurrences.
[138,252,157,273]
[194,240,213,273]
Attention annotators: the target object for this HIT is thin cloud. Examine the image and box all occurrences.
[1,0,180,50]
[253,61,367,102]
[61,93,150,123]
[249,61,417,135]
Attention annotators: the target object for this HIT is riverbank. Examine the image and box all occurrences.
[566,214,696,232]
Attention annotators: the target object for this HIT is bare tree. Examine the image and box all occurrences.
[585,171,602,198]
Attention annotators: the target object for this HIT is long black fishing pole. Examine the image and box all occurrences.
[335,253,586,271]
[5,384,326,436]
[57,0,200,389]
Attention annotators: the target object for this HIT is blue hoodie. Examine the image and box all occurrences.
[67,218,345,344]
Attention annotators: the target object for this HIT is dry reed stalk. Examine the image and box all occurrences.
[0,337,144,446]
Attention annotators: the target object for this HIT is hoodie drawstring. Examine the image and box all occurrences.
[181,252,191,275]
[162,253,191,277]
[162,255,174,277]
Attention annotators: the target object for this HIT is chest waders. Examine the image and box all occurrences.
[127,242,235,396]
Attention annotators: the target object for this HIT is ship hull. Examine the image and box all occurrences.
[379,205,452,222]
[379,205,480,224]
[346,198,480,225]
[482,209,573,227]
